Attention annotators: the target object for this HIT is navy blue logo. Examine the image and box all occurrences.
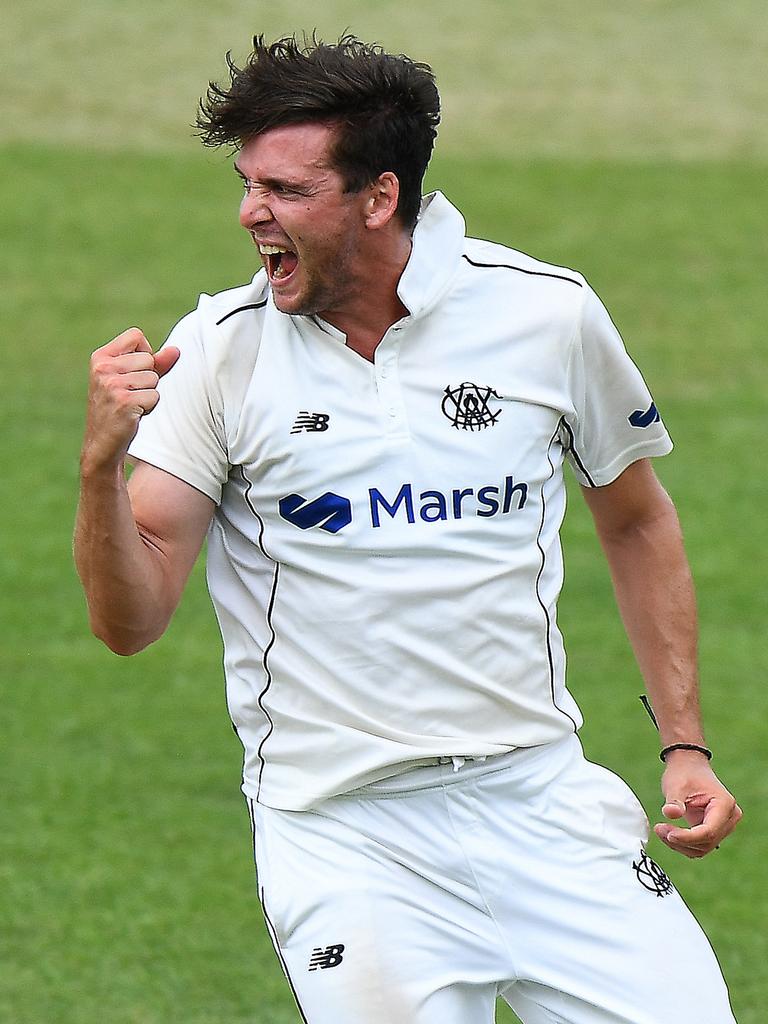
[279,492,352,534]
[278,476,529,534]
[628,402,661,428]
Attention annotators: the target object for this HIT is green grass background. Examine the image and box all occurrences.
[2,3,766,1022]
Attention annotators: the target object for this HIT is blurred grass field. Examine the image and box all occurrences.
[2,3,767,1022]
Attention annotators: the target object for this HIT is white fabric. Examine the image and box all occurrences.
[129,191,673,810]
[248,737,735,1024]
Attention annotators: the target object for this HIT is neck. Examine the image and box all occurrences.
[322,233,413,362]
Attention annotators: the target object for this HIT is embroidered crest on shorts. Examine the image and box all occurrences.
[441,383,502,430]
[632,850,673,897]
[308,944,346,971]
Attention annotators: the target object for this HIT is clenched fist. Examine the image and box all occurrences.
[81,328,180,475]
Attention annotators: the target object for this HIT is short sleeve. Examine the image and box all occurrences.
[127,307,229,503]
[562,285,673,487]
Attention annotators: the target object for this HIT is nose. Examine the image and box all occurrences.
[239,190,274,229]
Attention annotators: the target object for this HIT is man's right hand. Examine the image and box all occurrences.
[81,328,180,474]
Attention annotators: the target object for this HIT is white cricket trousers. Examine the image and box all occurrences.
[247,736,736,1023]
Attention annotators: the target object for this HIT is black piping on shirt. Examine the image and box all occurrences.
[558,418,597,488]
[536,424,580,732]
[462,253,583,287]
[215,299,268,326]
[238,465,280,801]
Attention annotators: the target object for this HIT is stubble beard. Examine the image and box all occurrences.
[272,242,357,321]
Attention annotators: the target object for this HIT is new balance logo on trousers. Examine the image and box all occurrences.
[308,944,345,971]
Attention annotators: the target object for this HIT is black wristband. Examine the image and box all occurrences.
[660,742,713,763]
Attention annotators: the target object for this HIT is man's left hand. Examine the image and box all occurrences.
[654,752,742,858]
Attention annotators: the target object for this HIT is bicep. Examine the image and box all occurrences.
[128,460,216,601]
[580,458,676,540]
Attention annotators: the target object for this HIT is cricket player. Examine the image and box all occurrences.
[75,34,742,1023]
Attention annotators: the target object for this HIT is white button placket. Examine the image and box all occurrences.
[374,324,409,441]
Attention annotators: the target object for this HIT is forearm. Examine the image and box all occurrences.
[74,460,174,655]
[596,496,704,746]
[583,461,740,855]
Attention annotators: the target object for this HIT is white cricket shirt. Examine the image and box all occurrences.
[129,192,673,810]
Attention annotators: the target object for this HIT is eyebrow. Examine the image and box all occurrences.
[232,164,314,191]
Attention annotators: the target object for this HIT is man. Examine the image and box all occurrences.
[75,34,741,1023]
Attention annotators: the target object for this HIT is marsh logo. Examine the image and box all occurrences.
[628,402,661,428]
[278,492,353,534]
[369,477,527,526]
[278,476,529,534]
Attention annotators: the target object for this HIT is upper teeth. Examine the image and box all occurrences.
[259,244,289,254]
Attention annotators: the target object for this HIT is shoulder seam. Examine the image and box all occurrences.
[462,253,583,287]
[215,299,269,326]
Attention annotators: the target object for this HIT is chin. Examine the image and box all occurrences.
[273,296,311,317]
[270,288,300,313]
[270,285,326,319]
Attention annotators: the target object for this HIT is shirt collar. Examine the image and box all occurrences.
[397,191,466,319]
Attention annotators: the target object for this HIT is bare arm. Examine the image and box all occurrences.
[74,328,215,655]
[581,459,741,857]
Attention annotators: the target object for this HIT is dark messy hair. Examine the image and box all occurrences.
[197,33,440,230]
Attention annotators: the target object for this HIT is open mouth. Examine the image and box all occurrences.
[259,243,299,284]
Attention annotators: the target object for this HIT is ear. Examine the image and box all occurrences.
[364,172,401,230]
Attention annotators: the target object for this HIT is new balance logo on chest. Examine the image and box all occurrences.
[291,411,330,434]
